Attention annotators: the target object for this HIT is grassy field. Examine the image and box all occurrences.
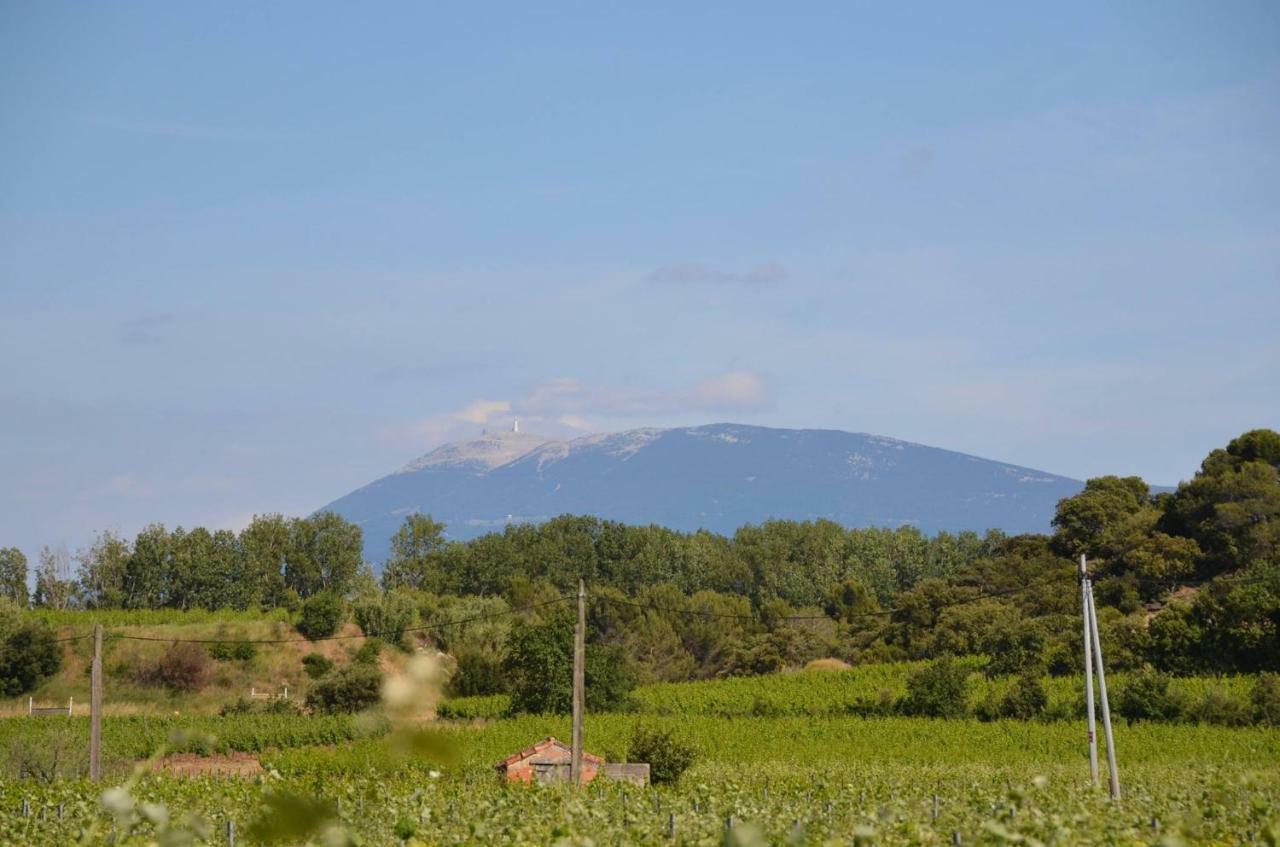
[6,616,382,717]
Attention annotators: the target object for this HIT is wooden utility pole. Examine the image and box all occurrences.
[570,578,585,786]
[1086,583,1121,799]
[1079,555,1098,785]
[90,623,103,781]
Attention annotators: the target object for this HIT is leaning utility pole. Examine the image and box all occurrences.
[1087,580,1121,799]
[1079,555,1098,785]
[570,578,585,785]
[90,623,103,780]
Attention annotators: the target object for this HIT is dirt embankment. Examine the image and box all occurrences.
[146,752,264,778]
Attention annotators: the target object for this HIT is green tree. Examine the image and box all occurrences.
[352,591,417,645]
[285,513,363,598]
[1051,476,1150,558]
[1161,429,1280,575]
[381,514,449,592]
[0,622,62,696]
[503,608,634,714]
[32,546,75,610]
[123,524,172,609]
[0,548,28,605]
[297,593,346,640]
[240,514,291,607]
[75,531,130,609]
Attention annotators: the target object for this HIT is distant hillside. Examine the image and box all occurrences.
[319,423,1086,566]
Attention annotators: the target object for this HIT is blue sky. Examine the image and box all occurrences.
[2,2,1277,558]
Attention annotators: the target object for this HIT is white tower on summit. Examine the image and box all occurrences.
[512,419,520,434]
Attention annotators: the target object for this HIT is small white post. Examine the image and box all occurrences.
[1080,554,1098,785]
[68,697,73,716]
[28,697,33,715]
[283,686,288,700]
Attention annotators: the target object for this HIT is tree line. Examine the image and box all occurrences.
[2,428,1277,695]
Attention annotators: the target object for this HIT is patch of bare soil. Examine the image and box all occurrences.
[147,752,263,778]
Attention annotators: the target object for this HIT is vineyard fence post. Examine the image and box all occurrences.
[571,578,585,786]
[90,623,103,781]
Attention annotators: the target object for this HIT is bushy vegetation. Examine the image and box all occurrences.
[1117,667,1187,724]
[133,643,212,691]
[352,589,416,644]
[305,665,382,714]
[301,652,334,679]
[206,640,257,662]
[296,593,345,640]
[900,658,971,718]
[441,663,1267,727]
[627,723,696,784]
[0,619,61,696]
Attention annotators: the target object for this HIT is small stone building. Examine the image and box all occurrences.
[494,736,649,786]
[495,736,603,784]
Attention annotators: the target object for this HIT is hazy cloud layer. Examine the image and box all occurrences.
[118,313,177,345]
[648,262,788,286]
[522,370,771,417]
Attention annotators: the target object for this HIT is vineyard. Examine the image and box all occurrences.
[2,710,1278,844]
[438,662,1260,722]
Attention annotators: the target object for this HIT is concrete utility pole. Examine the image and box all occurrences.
[1079,555,1098,785]
[571,578,585,785]
[90,623,103,780]
[1087,584,1121,799]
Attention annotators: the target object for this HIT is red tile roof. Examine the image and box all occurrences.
[494,736,604,769]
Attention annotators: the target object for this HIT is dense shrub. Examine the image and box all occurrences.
[306,665,382,713]
[352,592,417,645]
[982,620,1046,678]
[220,695,303,717]
[208,641,258,662]
[135,643,212,691]
[1251,673,1280,725]
[219,696,256,716]
[1116,667,1186,723]
[353,638,384,666]
[900,658,970,718]
[628,724,697,784]
[1187,688,1252,726]
[297,593,345,641]
[0,622,62,696]
[998,673,1048,720]
[302,652,334,679]
[447,647,508,697]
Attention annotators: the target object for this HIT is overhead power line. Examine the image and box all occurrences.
[95,595,573,646]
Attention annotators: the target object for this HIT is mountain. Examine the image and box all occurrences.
[319,423,1087,566]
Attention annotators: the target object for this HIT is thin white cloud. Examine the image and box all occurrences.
[558,414,596,431]
[456,399,511,425]
[522,370,771,417]
[379,398,517,447]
